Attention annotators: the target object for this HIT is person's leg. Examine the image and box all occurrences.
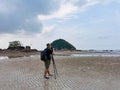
[44,61,49,79]
[48,70,53,76]
[44,70,49,79]
[44,69,47,77]
[47,60,53,76]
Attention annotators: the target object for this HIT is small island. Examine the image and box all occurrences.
[51,39,76,50]
[0,41,39,58]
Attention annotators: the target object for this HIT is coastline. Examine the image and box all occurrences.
[0,50,40,58]
[1,50,120,60]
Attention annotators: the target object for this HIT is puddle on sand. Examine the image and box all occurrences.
[0,56,9,60]
[0,55,39,60]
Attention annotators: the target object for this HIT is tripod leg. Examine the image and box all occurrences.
[52,55,58,79]
[53,64,56,79]
[54,64,58,75]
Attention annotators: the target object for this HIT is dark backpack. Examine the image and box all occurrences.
[40,50,46,61]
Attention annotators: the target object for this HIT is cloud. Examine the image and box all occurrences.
[41,25,57,34]
[38,0,119,21]
[0,0,59,34]
[70,0,120,12]
[0,0,119,34]
[38,1,78,21]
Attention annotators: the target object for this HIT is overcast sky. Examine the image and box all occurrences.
[0,0,120,50]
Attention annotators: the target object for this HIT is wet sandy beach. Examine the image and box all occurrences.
[0,56,120,90]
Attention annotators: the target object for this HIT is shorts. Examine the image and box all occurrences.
[44,60,51,69]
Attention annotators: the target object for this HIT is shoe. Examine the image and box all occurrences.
[44,76,49,79]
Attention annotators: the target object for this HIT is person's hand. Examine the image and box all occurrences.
[52,52,55,55]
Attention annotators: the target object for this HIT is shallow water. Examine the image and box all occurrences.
[0,55,40,60]
[1,52,120,60]
[71,52,120,57]
[0,56,9,60]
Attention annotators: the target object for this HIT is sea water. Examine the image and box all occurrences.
[0,56,9,60]
[1,51,120,60]
[71,52,120,57]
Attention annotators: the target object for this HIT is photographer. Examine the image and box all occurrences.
[43,43,54,79]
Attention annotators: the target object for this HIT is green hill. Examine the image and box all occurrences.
[51,39,76,50]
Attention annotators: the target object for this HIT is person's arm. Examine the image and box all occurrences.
[51,47,55,55]
[52,48,55,55]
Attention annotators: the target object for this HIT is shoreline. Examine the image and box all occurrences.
[1,50,120,60]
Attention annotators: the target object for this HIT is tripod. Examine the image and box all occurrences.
[51,55,58,79]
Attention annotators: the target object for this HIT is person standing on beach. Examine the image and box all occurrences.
[43,43,54,79]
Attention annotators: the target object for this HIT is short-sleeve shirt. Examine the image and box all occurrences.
[45,48,53,60]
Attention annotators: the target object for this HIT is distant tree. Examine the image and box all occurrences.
[9,41,21,48]
[8,41,24,50]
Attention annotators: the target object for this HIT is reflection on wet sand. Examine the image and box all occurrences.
[0,55,33,60]
[43,80,49,90]
[8,56,25,58]
[0,56,8,60]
